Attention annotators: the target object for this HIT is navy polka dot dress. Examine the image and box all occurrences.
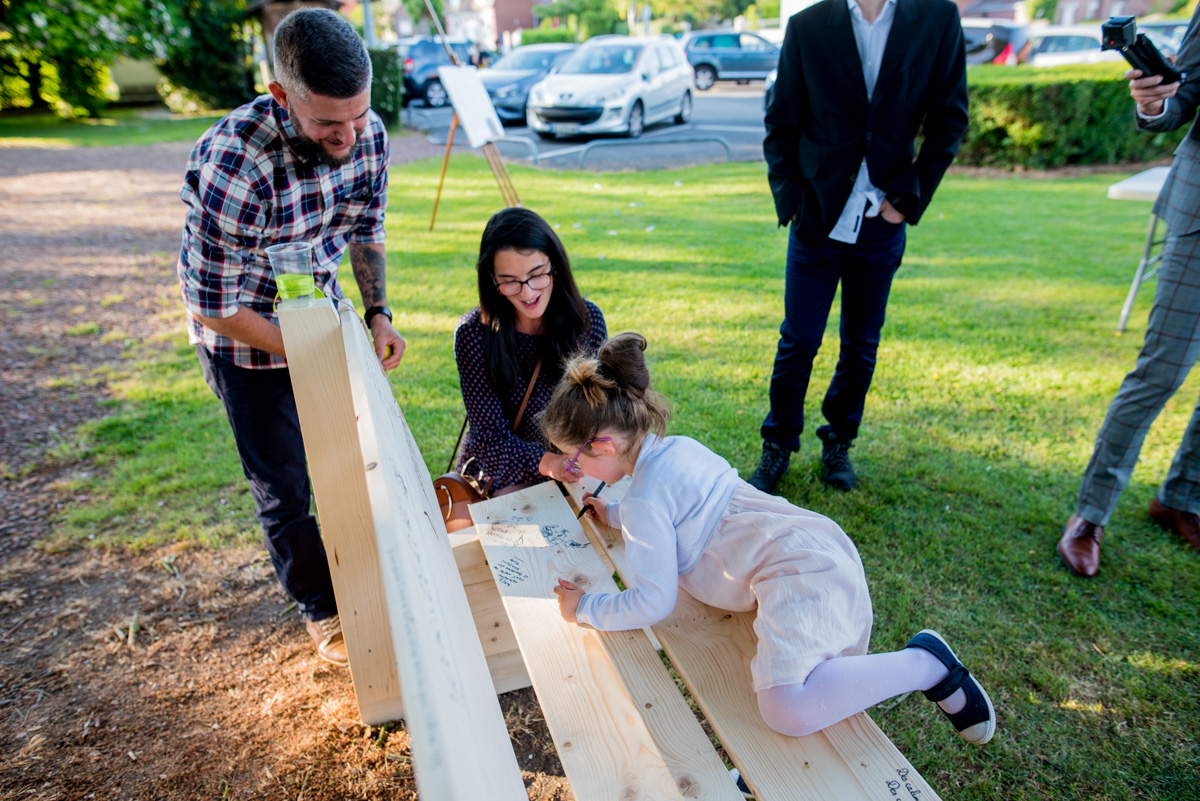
[453,300,606,491]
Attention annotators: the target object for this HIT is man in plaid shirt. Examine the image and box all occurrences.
[177,9,405,665]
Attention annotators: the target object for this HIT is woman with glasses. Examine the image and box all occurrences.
[453,207,607,493]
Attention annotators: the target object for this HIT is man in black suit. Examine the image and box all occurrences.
[750,0,968,493]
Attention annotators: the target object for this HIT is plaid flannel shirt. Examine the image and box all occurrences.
[177,94,389,369]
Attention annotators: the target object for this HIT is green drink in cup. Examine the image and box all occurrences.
[266,242,316,304]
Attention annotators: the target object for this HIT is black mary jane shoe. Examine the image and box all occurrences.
[905,629,996,744]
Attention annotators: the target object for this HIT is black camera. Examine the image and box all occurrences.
[1101,16,1183,85]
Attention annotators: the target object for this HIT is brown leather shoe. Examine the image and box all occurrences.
[1148,497,1200,554]
[305,614,349,667]
[1058,514,1103,578]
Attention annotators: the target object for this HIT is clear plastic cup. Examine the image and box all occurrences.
[266,242,315,301]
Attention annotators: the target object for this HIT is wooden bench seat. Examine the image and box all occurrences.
[562,478,943,801]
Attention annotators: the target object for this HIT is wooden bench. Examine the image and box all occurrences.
[278,299,943,800]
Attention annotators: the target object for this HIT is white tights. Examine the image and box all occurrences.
[756,647,965,737]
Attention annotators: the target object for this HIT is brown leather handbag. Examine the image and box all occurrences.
[434,359,542,532]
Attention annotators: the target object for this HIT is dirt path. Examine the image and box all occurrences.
[0,134,567,801]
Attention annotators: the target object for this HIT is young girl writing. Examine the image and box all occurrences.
[545,332,996,743]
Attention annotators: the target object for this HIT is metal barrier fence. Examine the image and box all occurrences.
[578,135,733,169]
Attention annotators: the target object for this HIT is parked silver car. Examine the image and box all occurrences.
[526,36,694,139]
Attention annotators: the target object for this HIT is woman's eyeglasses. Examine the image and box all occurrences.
[493,268,554,297]
[563,437,612,475]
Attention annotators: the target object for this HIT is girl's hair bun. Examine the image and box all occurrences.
[563,356,615,409]
[597,332,650,394]
[542,331,670,449]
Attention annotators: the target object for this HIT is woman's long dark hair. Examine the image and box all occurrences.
[476,207,588,395]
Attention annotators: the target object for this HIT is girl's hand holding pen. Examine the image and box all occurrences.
[553,578,584,623]
[579,494,609,527]
[577,480,608,524]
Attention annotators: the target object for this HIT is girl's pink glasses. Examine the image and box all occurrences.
[563,437,612,475]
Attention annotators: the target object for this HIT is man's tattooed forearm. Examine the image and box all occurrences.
[349,243,387,307]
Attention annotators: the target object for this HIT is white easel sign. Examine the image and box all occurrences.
[437,65,505,149]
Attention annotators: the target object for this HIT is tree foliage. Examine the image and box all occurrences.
[0,0,175,115]
[402,0,445,32]
[159,0,255,112]
[653,0,753,26]
[546,0,623,39]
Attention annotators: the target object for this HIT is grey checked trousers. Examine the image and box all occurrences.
[1078,228,1200,526]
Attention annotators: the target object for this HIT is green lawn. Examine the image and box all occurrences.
[45,158,1200,800]
[0,108,229,148]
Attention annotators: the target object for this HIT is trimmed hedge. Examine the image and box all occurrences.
[369,48,404,128]
[960,63,1187,169]
[519,26,577,45]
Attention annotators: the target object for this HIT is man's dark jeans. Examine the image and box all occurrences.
[761,216,906,451]
[196,345,336,622]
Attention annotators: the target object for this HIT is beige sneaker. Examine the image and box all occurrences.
[305,614,349,667]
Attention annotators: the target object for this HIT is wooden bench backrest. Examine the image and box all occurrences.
[279,300,526,801]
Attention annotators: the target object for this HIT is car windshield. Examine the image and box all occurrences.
[557,43,643,75]
[491,49,561,71]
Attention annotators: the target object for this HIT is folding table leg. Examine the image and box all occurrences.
[1118,212,1164,332]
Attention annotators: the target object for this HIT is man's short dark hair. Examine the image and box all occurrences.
[273,8,371,101]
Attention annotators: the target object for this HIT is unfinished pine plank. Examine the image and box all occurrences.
[465,578,521,657]
[470,482,742,801]
[565,477,943,801]
[277,300,402,724]
[449,528,503,587]
[281,299,525,801]
[338,302,526,800]
[486,648,533,696]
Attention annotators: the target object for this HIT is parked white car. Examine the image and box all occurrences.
[1026,25,1125,67]
[526,35,694,139]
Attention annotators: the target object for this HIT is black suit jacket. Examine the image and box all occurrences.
[764,0,969,235]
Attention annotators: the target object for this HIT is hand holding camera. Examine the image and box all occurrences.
[1103,16,1184,115]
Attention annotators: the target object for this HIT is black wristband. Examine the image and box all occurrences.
[364,305,392,327]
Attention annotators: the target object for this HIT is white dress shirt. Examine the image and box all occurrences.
[829,0,898,244]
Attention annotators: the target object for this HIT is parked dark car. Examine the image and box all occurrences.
[480,43,577,123]
[399,37,475,107]
[680,30,780,91]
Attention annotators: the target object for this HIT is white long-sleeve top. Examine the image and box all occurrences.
[574,433,740,630]
[829,0,898,244]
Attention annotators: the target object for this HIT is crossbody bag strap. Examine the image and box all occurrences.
[447,357,544,472]
[511,357,543,432]
[446,416,469,474]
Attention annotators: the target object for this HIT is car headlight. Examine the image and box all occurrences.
[495,83,520,99]
[529,87,547,105]
[593,86,628,105]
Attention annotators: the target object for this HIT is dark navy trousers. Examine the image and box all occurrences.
[761,216,907,451]
[196,345,337,622]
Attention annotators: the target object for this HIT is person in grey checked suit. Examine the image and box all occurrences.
[1058,6,1200,577]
